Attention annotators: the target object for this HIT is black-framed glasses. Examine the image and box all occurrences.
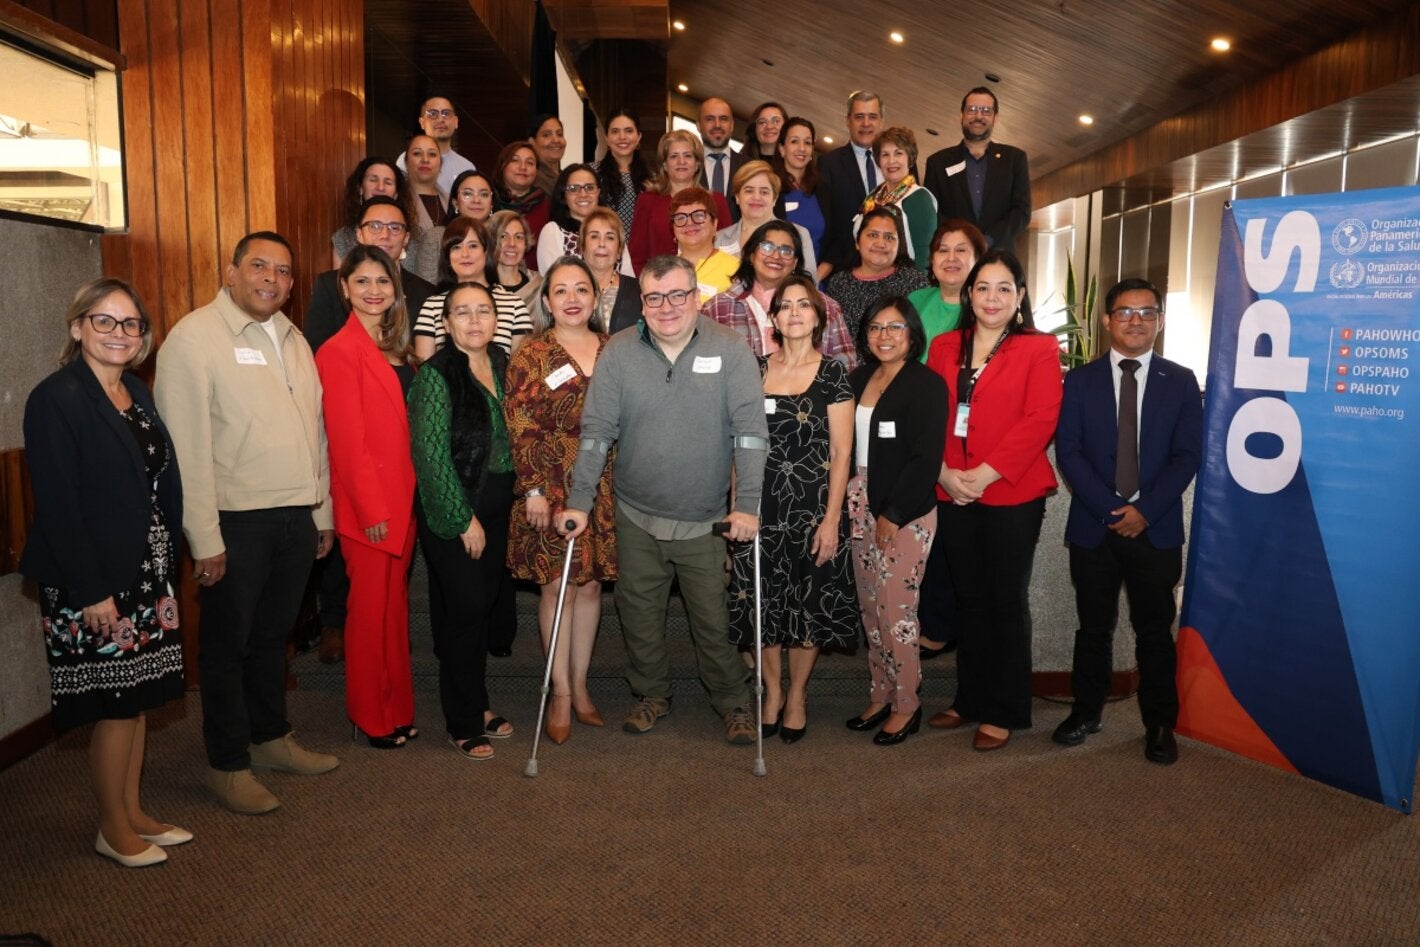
[756,241,796,259]
[671,210,710,226]
[642,289,694,308]
[866,322,908,335]
[423,108,454,119]
[85,313,148,337]
[1109,307,1161,322]
[563,182,599,194]
[359,220,407,235]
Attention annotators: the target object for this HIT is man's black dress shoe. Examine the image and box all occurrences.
[1052,712,1103,747]
[873,708,922,746]
[845,705,891,731]
[1145,725,1179,765]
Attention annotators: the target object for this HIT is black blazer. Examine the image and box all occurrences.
[849,360,948,526]
[606,278,645,336]
[304,266,435,353]
[818,144,871,272]
[20,358,182,607]
[922,142,1031,251]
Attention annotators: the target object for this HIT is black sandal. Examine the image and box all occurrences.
[483,715,514,739]
[449,735,493,761]
[396,724,420,740]
[354,726,406,749]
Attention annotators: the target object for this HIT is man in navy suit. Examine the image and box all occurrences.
[922,88,1031,251]
[1052,278,1203,764]
[817,90,884,276]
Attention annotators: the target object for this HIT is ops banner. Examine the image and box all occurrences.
[1178,186,1420,812]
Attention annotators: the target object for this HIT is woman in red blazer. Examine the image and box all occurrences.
[315,245,419,748]
[925,249,1062,751]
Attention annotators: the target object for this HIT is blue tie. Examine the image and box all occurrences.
[711,153,726,195]
[864,151,877,192]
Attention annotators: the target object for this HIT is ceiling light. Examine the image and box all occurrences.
[672,20,685,31]
[822,135,834,144]
[1210,37,1231,51]
[1078,114,1094,125]
[889,31,904,44]
[676,83,688,93]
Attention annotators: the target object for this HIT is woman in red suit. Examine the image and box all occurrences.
[315,245,419,748]
[925,249,1062,752]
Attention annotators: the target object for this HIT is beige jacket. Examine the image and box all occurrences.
[154,288,333,559]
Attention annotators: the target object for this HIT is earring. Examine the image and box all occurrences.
[1015,308,1023,325]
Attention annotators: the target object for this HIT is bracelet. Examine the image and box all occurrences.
[525,488,545,498]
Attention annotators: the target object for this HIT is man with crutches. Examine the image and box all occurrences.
[561,255,767,746]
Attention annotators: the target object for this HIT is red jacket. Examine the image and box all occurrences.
[926,329,1061,506]
[314,314,416,553]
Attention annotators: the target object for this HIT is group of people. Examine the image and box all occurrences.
[21,83,1203,869]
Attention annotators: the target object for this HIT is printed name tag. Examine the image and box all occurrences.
[234,347,268,366]
[878,421,897,438]
[945,160,967,177]
[692,355,722,374]
[545,363,577,390]
[784,201,800,212]
[954,403,971,437]
[764,398,777,414]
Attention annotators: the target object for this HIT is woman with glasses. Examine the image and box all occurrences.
[446,169,496,224]
[726,274,856,743]
[925,249,1062,751]
[413,217,534,361]
[668,186,737,303]
[594,108,651,237]
[628,130,731,274]
[844,297,947,746]
[825,206,930,338]
[332,156,415,268]
[713,160,818,277]
[536,164,633,278]
[22,278,188,866]
[489,210,543,313]
[743,101,788,162]
[859,126,937,271]
[702,220,858,368]
[777,117,829,280]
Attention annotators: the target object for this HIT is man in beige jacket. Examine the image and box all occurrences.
[155,231,339,814]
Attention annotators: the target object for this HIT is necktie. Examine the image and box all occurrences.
[710,153,726,195]
[1116,359,1141,501]
[864,151,877,192]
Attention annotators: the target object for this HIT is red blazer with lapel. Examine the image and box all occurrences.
[314,314,415,553]
[926,329,1061,506]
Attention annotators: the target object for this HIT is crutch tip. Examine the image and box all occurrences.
[523,761,539,778]
[752,760,767,777]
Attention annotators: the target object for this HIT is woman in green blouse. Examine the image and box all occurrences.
[408,282,516,760]
[908,219,986,363]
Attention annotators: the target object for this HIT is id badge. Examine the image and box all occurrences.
[953,403,971,438]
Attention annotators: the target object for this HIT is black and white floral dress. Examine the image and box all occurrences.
[40,402,184,728]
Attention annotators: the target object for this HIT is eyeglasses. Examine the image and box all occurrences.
[1109,306,1161,322]
[756,241,796,259]
[866,322,908,335]
[459,188,492,201]
[85,313,148,336]
[564,182,599,194]
[641,289,694,308]
[755,116,784,128]
[671,210,710,226]
[360,220,407,235]
[964,105,996,116]
[423,108,454,120]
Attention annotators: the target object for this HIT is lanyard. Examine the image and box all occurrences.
[956,328,1010,406]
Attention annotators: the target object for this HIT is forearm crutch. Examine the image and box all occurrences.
[716,520,767,778]
[524,522,578,778]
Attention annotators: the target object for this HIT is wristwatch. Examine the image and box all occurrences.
[526,488,545,498]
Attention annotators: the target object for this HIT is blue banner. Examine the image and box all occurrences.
[1179,186,1420,812]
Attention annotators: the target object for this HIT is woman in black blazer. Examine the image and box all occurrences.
[20,278,188,868]
[845,296,948,745]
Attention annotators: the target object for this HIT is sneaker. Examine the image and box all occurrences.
[723,706,756,745]
[622,697,672,734]
[206,768,280,815]
[249,732,340,775]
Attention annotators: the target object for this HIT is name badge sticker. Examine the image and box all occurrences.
[234,347,268,366]
[954,403,971,437]
[945,160,967,177]
[692,355,722,374]
[764,398,777,414]
[697,282,718,300]
[878,421,897,438]
[784,201,800,212]
[545,363,577,390]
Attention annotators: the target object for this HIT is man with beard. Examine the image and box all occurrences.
[923,88,1031,251]
[397,93,475,195]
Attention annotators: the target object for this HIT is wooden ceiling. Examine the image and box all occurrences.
[664,0,1415,178]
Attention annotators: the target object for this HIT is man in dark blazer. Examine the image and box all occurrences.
[698,96,747,219]
[817,90,884,276]
[922,88,1031,252]
[1052,278,1203,765]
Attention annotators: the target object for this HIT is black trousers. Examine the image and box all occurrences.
[918,498,958,646]
[939,497,1045,730]
[316,536,348,629]
[199,506,316,770]
[1068,534,1182,728]
[419,472,513,740]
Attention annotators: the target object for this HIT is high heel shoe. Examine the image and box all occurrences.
[873,707,922,746]
[761,696,786,738]
[573,703,605,727]
[395,724,419,741]
[545,695,572,744]
[353,725,406,749]
[96,831,167,868]
[845,704,891,731]
[780,697,807,743]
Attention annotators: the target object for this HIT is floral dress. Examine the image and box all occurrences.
[728,358,859,648]
[40,402,184,729]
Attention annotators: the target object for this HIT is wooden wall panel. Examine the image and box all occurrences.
[0,448,33,575]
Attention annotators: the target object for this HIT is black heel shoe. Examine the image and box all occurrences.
[353,725,406,749]
[873,707,922,746]
[780,720,807,744]
[396,724,419,741]
[761,696,785,738]
[845,705,891,731]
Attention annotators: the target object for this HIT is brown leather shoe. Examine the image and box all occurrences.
[972,727,1010,751]
[545,695,572,744]
[318,627,344,664]
[929,709,967,730]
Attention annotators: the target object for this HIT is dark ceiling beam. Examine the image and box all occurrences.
[542,0,669,41]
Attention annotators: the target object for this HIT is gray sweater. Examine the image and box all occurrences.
[568,316,768,522]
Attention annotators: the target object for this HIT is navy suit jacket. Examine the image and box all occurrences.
[922,141,1031,250]
[1056,352,1202,550]
[817,144,870,271]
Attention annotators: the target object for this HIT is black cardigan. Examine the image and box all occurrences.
[849,359,948,526]
[20,358,182,606]
[424,341,509,509]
